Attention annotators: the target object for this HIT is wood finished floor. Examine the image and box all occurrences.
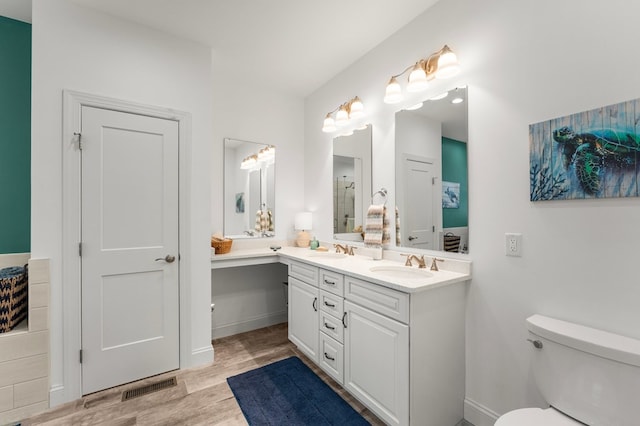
[21,323,385,425]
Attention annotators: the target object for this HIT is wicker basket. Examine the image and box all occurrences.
[211,237,233,254]
[0,265,28,333]
[443,232,461,253]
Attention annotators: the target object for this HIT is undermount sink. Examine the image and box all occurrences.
[369,265,433,279]
[307,252,348,259]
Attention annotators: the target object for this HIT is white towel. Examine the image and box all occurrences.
[365,204,390,248]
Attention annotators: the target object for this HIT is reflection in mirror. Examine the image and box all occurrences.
[394,86,468,253]
[333,125,372,242]
[224,138,275,239]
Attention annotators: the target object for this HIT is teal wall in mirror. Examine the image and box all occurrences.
[0,16,31,254]
[442,137,468,228]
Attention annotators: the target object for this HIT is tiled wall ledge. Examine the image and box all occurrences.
[0,255,50,425]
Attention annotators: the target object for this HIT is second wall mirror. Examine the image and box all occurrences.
[223,138,276,239]
[333,125,372,242]
[394,86,468,253]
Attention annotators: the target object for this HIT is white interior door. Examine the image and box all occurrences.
[80,105,180,394]
[402,155,435,249]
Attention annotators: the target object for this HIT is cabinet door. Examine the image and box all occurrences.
[288,276,319,361]
[344,300,409,426]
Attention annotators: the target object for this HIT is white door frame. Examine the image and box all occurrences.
[61,90,192,401]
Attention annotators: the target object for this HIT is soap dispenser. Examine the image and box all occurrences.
[310,237,319,250]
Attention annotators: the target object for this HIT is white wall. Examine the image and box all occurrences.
[32,0,213,405]
[211,51,305,240]
[305,0,640,423]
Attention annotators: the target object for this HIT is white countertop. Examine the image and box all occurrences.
[211,244,471,294]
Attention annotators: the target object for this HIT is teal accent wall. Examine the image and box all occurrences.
[0,16,31,254]
[442,137,468,228]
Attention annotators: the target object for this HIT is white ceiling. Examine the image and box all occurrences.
[0,0,32,23]
[68,0,441,97]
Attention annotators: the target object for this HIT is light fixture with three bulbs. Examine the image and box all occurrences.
[384,45,460,104]
[240,145,275,170]
[322,96,365,133]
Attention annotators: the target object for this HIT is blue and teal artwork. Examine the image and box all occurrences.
[530,98,640,201]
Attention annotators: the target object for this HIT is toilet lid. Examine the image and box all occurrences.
[495,407,583,426]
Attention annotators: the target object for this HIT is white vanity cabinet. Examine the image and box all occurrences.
[343,277,410,426]
[287,261,319,362]
[287,257,467,426]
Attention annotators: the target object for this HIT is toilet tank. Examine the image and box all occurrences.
[526,315,640,426]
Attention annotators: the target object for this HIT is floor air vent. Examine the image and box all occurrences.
[121,376,177,401]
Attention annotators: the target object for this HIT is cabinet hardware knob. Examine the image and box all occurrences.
[527,338,543,349]
[342,312,347,328]
[324,301,336,308]
[324,352,335,361]
[324,279,336,286]
[324,322,336,330]
[312,297,318,312]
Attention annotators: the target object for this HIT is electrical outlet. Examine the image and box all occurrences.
[505,233,522,257]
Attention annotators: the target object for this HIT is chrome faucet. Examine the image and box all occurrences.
[401,254,426,268]
[334,244,349,254]
[430,257,444,271]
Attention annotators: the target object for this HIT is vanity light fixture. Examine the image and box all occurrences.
[322,96,365,133]
[240,145,275,169]
[383,45,460,104]
[240,154,258,170]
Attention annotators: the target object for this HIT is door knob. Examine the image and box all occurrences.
[155,255,176,263]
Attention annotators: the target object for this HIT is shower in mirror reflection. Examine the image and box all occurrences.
[334,175,355,234]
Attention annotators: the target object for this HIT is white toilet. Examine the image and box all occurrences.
[496,314,640,426]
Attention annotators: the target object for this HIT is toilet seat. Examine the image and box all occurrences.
[495,407,583,426]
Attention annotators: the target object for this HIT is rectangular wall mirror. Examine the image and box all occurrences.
[394,86,468,253]
[224,138,275,239]
[333,125,372,242]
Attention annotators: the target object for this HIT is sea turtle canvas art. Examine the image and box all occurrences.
[529,98,640,201]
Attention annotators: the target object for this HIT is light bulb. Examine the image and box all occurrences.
[384,77,402,104]
[405,102,423,111]
[435,46,460,79]
[335,105,349,127]
[429,91,449,101]
[349,96,364,119]
[322,114,336,133]
[407,63,428,92]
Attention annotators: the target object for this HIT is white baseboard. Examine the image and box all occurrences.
[189,345,214,367]
[464,398,499,426]
[211,311,287,339]
[49,384,65,408]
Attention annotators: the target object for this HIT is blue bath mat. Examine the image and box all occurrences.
[227,356,369,425]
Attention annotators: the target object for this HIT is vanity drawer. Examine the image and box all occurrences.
[319,290,343,319]
[319,332,344,384]
[320,309,344,343]
[289,260,318,286]
[345,276,409,324]
[319,269,344,296]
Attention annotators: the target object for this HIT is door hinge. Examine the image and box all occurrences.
[78,242,82,257]
[74,132,82,150]
[79,349,83,364]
